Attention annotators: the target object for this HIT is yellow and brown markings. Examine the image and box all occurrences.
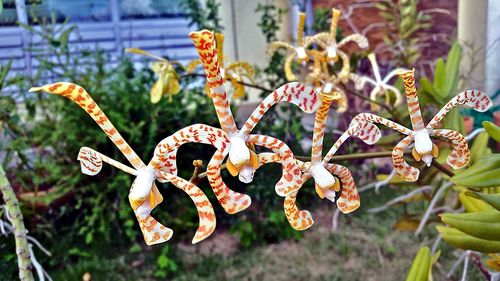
[432,129,470,169]
[392,135,419,182]
[284,183,314,231]
[30,82,144,169]
[311,93,335,163]
[246,134,303,196]
[399,69,425,131]
[427,90,493,129]
[207,149,252,214]
[240,82,321,136]
[326,164,360,213]
[190,30,238,135]
[158,171,216,244]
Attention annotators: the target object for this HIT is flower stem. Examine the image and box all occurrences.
[0,165,34,281]
[194,151,411,180]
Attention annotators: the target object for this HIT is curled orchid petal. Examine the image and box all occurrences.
[426,90,493,129]
[392,135,419,182]
[356,69,493,182]
[31,83,218,245]
[432,129,470,169]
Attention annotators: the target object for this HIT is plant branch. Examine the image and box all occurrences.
[194,151,411,181]
[189,160,204,185]
[431,159,455,178]
[0,166,34,281]
[180,72,274,93]
[470,252,491,281]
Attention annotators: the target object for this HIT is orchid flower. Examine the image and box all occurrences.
[306,53,349,112]
[257,92,381,230]
[312,8,368,64]
[187,33,255,100]
[350,53,407,110]
[30,83,216,245]
[350,69,493,181]
[125,48,182,103]
[268,12,315,81]
[188,30,323,213]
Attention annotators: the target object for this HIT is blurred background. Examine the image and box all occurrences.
[0,0,499,280]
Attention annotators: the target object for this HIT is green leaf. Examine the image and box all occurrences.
[419,77,439,103]
[469,131,491,164]
[444,42,462,98]
[58,26,77,47]
[157,255,169,268]
[442,108,465,134]
[405,247,431,281]
[452,154,500,188]
[85,232,93,244]
[483,121,500,142]
[433,58,446,98]
[0,0,3,15]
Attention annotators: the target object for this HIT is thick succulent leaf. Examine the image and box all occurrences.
[483,121,500,142]
[433,58,446,98]
[444,42,462,98]
[469,131,491,164]
[451,154,500,188]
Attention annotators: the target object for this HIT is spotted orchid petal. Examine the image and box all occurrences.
[190,30,238,135]
[400,69,426,131]
[312,8,368,62]
[156,171,216,244]
[30,83,145,169]
[322,118,384,164]
[426,90,493,130]
[247,134,303,196]
[392,135,419,182]
[350,113,412,135]
[284,174,314,231]
[431,129,470,169]
[255,153,314,230]
[325,163,360,213]
[240,82,321,135]
[207,148,252,214]
[150,124,251,214]
[31,83,217,246]
[129,181,173,245]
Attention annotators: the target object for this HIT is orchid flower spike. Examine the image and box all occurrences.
[256,92,382,230]
[125,48,182,103]
[190,30,323,213]
[312,8,368,64]
[350,53,407,110]
[186,32,255,100]
[305,51,348,112]
[30,83,216,245]
[268,12,315,81]
[350,69,493,181]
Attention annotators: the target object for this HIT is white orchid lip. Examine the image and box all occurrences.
[413,130,433,155]
[130,166,156,200]
[421,154,433,167]
[327,45,337,59]
[238,165,255,183]
[296,47,307,60]
[323,188,337,203]
[323,82,333,94]
[309,164,336,190]
[228,135,250,168]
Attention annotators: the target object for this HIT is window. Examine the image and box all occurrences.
[120,0,187,20]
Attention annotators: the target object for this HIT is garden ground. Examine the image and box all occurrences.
[50,187,484,281]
